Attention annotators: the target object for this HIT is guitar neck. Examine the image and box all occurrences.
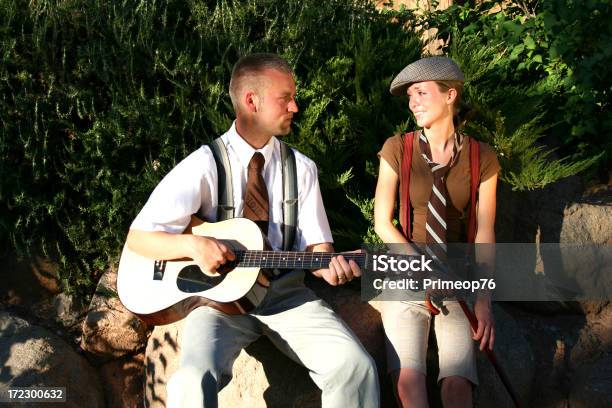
[231,250,366,270]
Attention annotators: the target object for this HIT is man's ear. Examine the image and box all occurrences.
[244,91,259,113]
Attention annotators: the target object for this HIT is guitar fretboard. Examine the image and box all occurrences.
[228,251,367,270]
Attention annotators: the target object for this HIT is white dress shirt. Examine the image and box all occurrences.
[130,121,333,251]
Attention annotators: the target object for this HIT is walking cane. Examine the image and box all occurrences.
[458,300,523,408]
[423,294,522,408]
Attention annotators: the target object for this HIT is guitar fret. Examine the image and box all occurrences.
[232,250,365,269]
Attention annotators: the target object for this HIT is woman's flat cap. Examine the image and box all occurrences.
[389,56,464,96]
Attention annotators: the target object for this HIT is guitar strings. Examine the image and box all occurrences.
[233,251,366,268]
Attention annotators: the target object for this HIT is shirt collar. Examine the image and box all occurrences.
[418,129,463,168]
[225,121,276,170]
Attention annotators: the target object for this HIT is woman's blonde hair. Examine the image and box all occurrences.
[435,80,473,128]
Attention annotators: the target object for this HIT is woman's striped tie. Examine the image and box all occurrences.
[419,131,463,261]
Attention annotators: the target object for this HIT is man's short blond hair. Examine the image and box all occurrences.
[229,53,293,113]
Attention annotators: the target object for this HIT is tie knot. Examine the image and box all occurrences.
[248,152,265,172]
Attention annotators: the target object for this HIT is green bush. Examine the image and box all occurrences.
[0,0,603,296]
[0,0,421,295]
[421,0,610,181]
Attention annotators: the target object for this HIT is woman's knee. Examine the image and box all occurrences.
[441,376,471,391]
[394,368,428,408]
[440,375,472,405]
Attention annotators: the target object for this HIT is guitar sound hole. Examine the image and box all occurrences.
[176,265,227,293]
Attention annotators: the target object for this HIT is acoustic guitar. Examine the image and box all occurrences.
[117,216,367,325]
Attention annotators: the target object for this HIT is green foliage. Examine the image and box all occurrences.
[422,0,611,179]
[0,0,605,296]
[0,0,420,294]
[444,34,603,190]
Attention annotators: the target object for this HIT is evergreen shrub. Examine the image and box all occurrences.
[0,0,600,295]
[0,0,421,294]
[421,0,610,182]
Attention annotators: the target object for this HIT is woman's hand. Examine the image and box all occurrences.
[472,298,495,351]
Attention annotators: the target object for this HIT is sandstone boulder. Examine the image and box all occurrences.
[52,292,88,328]
[560,201,612,244]
[570,302,612,369]
[503,187,612,316]
[142,279,534,407]
[144,318,183,408]
[81,268,149,362]
[0,311,104,407]
[100,352,145,408]
[30,255,62,294]
[142,280,381,408]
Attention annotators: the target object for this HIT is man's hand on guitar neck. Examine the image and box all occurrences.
[306,243,362,286]
[126,229,236,273]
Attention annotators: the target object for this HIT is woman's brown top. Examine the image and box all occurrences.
[378,132,500,243]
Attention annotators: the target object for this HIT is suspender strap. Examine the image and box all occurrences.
[400,132,415,240]
[467,137,480,243]
[209,138,235,221]
[280,141,298,251]
[208,138,298,251]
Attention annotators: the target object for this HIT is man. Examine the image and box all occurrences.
[126,53,379,407]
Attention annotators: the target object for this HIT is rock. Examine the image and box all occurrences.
[142,280,535,407]
[496,177,611,245]
[143,310,325,407]
[569,356,612,408]
[510,301,583,316]
[144,319,183,408]
[0,254,55,308]
[30,255,62,294]
[560,202,612,245]
[100,352,145,408]
[569,302,612,369]
[580,301,610,317]
[0,311,104,407]
[81,268,149,362]
[500,185,612,315]
[53,292,87,328]
[474,304,535,407]
[218,338,320,408]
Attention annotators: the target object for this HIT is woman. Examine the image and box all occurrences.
[374,56,499,407]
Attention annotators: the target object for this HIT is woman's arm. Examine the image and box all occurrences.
[474,173,497,244]
[374,158,410,245]
[472,173,498,351]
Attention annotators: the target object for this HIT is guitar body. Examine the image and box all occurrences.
[117,217,266,325]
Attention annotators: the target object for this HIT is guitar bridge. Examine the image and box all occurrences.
[153,260,167,280]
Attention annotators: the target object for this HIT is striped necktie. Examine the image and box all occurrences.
[419,131,463,260]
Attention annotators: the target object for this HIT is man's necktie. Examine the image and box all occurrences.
[243,152,269,234]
